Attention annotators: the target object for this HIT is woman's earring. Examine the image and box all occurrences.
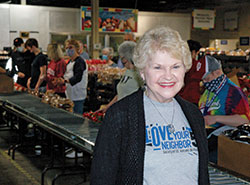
[140,72,145,81]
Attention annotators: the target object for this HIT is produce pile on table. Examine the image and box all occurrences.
[83,110,104,123]
[97,67,125,85]
[86,59,125,85]
[28,90,74,112]
[200,47,250,56]
[86,59,107,72]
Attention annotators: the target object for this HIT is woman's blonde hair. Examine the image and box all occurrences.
[133,26,192,72]
[65,39,80,54]
[47,43,63,62]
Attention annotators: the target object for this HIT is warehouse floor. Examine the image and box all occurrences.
[0,128,91,185]
[1,124,250,185]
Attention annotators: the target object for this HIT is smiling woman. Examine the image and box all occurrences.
[91,26,210,185]
[140,51,186,103]
[133,26,192,103]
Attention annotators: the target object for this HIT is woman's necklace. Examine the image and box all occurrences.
[146,93,175,127]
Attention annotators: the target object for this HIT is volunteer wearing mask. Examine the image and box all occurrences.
[199,55,250,164]
[6,38,30,87]
[101,47,117,67]
[58,39,88,114]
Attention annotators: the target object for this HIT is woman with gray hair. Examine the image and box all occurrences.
[99,41,142,112]
[91,26,209,185]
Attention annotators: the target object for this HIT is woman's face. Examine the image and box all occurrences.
[27,45,34,53]
[121,57,133,69]
[141,51,185,103]
[65,43,77,58]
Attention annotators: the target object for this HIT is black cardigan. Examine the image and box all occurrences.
[91,89,210,185]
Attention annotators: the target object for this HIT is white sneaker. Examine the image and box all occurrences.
[65,149,83,158]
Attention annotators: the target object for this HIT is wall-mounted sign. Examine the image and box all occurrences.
[20,31,29,38]
[240,37,249,46]
[81,7,138,32]
[224,10,238,31]
[221,40,228,45]
[192,9,215,30]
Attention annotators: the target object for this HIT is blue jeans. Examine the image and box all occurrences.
[73,100,85,115]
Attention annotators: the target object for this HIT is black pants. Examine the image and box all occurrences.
[206,128,218,164]
[55,92,66,98]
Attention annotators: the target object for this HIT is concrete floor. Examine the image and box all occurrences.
[1,123,249,185]
[0,128,90,185]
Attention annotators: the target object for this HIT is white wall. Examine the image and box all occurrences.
[0,4,10,50]
[0,4,80,51]
[0,4,191,51]
[191,2,250,49]
[9,5,47,50]
[137,12,191,41]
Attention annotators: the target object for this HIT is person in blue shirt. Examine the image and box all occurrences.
[78,41,90,60]
[101,47,117,67]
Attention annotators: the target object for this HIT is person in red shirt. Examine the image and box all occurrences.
[46,43,66,97]
[179,40,203,105]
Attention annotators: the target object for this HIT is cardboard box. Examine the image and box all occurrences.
[0,74,13,93]
[218,135,250,178]
[0,66,6,74]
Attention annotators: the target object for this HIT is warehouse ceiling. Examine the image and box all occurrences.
[0,0,249,12]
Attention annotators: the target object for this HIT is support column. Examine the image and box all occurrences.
[104,34,110,48]
[91,0,100,59]
[21,0,26,5]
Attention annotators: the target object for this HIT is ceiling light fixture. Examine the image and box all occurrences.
[159,1,167,4]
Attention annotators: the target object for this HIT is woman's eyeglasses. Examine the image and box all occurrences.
[121,57,128,64]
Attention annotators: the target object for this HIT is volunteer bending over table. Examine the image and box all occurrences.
[91,26,210,185]
[199,55,250,164]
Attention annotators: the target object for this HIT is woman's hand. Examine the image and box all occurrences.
[34,85,39,92]
[57,77,66,85]
[98,107,108,114]
[18,72,25,78]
